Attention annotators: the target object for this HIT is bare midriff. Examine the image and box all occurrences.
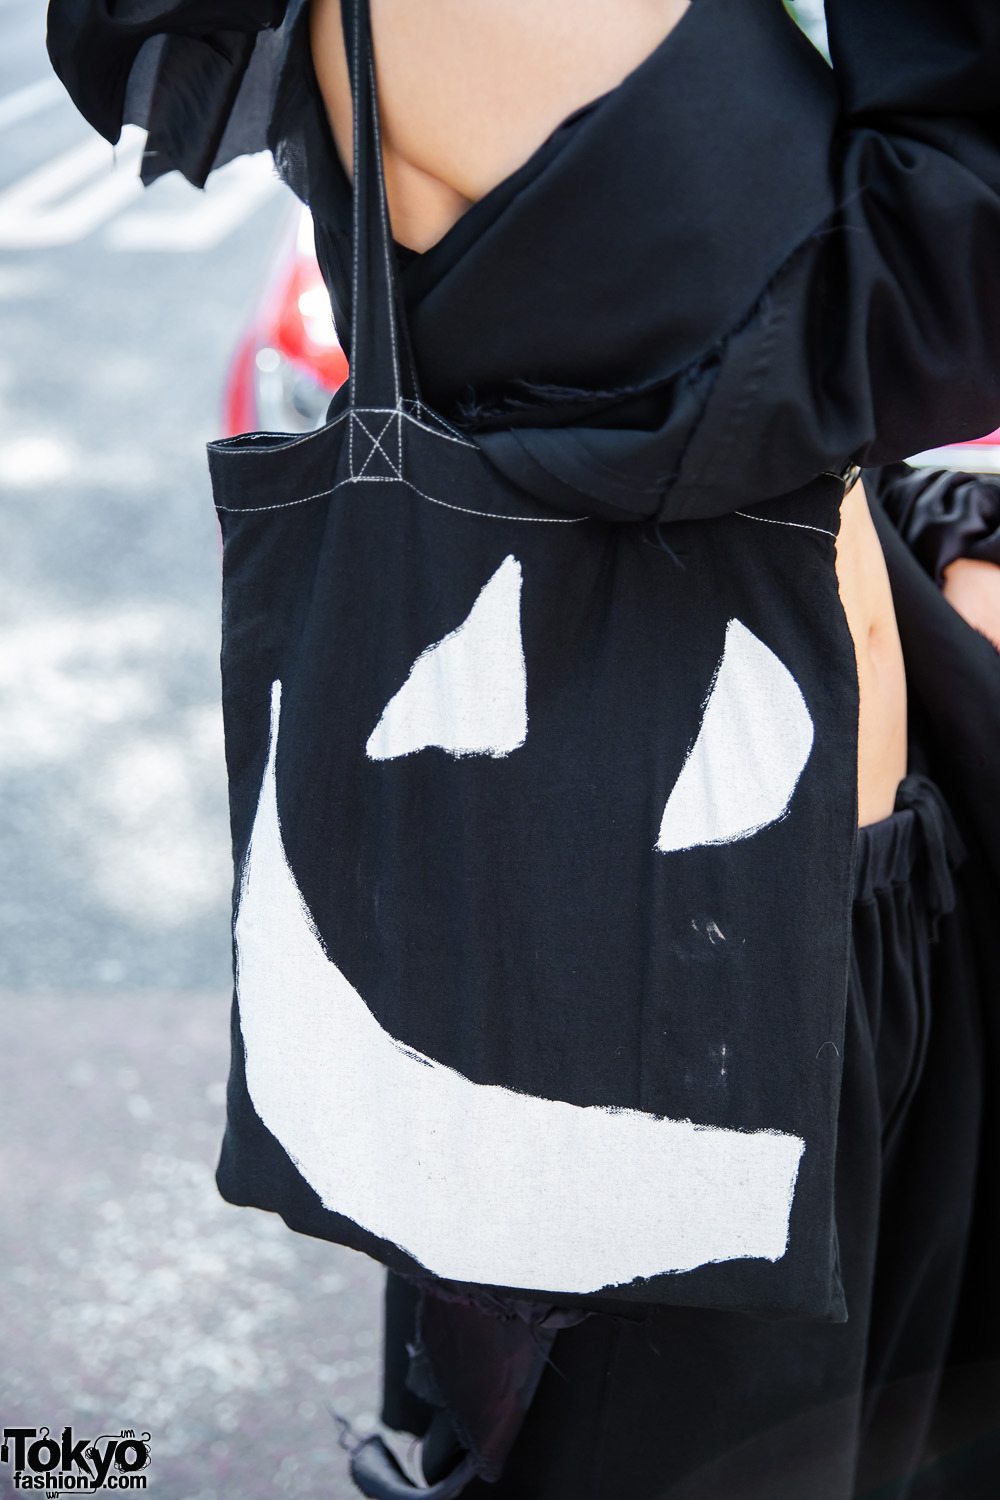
[311,0,909,827]
[837,479,908,826]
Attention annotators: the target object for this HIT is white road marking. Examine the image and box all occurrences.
[0,111,282,251]
[0,124,145,248]
[0,76,63,133]
[105,153,284,252]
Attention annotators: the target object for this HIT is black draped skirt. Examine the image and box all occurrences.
[379,774,996,1500]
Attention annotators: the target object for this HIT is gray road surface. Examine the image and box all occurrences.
[0,3,383,1495]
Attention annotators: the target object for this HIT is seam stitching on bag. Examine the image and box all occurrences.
[352,407,403,478]
[733,510,836,539]
[208,406,481,457]
[215,472,587,522]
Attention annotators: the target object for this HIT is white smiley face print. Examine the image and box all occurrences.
[233,556,815,1294]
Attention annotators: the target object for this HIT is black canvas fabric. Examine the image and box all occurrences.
[205,0,861,1320]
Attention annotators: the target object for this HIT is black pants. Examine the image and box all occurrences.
[380,777,989,1500]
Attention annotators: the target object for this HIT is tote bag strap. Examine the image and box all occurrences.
[342,0,420,421]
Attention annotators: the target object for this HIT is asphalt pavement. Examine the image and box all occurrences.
[0,3,383,1495]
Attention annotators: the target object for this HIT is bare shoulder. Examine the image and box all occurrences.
[310,0,690,249]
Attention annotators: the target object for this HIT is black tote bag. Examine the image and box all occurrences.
[210,0,859,1320]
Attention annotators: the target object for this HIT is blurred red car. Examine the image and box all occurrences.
[223,205,348,436]
[223,205,1000,471]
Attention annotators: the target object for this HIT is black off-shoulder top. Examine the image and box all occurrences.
[47,0,1000,524]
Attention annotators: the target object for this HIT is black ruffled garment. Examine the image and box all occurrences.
[873,461,1000,584]
[48,0,1000,522]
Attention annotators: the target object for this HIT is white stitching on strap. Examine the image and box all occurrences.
[370,59,403,407]
[352,407,403,479]
[402,410,477,448]
[347,0,362,423]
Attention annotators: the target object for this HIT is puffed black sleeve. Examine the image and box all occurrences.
[867,463,1000,583]
[823,0,1000,461]
[670,0,1000,521]
[46,0,288,187]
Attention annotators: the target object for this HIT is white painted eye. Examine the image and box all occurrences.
[657,619,814,852]
[366,555,528,761]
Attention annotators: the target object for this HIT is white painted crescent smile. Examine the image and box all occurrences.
[234,681,805,1294]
